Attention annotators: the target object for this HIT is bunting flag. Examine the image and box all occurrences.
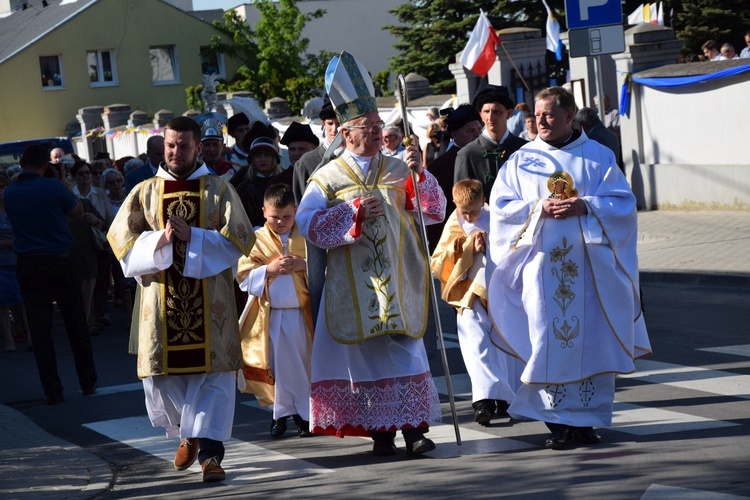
[459,10,500,77]
[627,3,664,26]
[542,0,563,61]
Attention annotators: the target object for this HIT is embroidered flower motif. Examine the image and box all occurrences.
[554,284,574,301]
[207,208,220,230]
[367,293,379,313]
[361,256,375,272]
[550,237,576,316]
[561,260,579,278]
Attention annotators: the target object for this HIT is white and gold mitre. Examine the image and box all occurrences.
[324,51,378,124]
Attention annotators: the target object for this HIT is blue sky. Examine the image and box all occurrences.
[192,0,238,10]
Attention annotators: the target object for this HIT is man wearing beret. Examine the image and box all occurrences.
[454,83,527,200]
[269,122,320,189]
[226,112,251,173]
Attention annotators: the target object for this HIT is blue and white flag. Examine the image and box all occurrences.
[542,0,562,61]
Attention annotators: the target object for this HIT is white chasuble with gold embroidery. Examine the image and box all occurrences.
[487,133,651,387]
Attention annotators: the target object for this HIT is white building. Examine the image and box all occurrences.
[203,0,403,76]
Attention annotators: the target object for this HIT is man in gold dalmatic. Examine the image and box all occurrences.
[296,52,446,457]
[108,116,254,482]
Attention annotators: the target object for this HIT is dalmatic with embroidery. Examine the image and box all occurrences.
[307,153,442,344]
[108,176,255,378]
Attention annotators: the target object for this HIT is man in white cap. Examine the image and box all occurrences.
[198,117,233,178]
[296,51,446,457]
[235,136,283,229]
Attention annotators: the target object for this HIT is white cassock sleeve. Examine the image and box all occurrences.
[237,266,267,297]
[120,228,242,281]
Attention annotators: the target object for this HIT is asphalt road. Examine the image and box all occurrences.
[2,281,750,499]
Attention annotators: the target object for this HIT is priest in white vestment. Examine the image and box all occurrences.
[487,87,651,450]
[108,117,255,482]
[296,52,446,457]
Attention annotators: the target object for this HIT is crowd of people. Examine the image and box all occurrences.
[5,50,652,484]
[684,32,750,62]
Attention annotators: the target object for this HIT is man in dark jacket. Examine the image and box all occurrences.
[5,144,98,404]
[454,83,527,200]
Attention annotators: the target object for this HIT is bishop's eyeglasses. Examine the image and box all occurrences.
[346,121,385,133]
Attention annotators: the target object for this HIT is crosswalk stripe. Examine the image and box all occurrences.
[240,398,536,456]
[83,416,333,483]
[621,359,750,399]
[89,382,143,396]
[435,372,741,437]
[641,484,749,499]
[697,344,750,358]
[611,402,738,435]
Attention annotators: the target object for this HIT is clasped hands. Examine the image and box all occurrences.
[156,216,191,249]
[267,254,306,276]
[542,197,587,219]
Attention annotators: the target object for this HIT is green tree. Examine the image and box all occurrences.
[203,0,331,114]
[669,0,750,56]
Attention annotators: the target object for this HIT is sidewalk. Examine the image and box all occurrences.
[0,209,747,499]
[637,209,750,286]
[0,404,112,499]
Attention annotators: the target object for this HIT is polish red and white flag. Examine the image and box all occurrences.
[459,10,500,78]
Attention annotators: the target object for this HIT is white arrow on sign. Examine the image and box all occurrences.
[579,0,609,21]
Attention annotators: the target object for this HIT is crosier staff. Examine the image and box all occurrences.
[397,74,462,446]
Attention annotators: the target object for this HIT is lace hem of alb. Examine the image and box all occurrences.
[310,371,442,433]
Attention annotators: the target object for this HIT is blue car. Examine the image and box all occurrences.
[0,137,74,169]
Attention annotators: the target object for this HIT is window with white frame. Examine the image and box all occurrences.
[39,55,64,89]
[87,49,118,86]
[150,45,179,85]
[200,47,225,79]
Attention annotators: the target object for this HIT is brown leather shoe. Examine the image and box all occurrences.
[173,438,199,470]
[201,456,225,482]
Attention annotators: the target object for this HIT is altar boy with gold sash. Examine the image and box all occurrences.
[108,116,255,483]
[431,179,518,427]
[237,183,314,440]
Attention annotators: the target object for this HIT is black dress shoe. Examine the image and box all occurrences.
[406,437,436,456]
[370,430,397,456]
[402,428,436,456]
[46,393,65,405]
[572,427,602,445]
[472,399,496,426]
[82,382,98,396]
[545,428,572,450]
[495,400,510,417]
[270,417,288,439]
[292,414,313,437]
[372,440,397,456]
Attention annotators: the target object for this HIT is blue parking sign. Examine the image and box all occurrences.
[565,0,623,29]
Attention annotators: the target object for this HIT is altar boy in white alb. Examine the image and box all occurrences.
[487,87,651,450]
[236,183,314,440]
[431,179,518,426]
